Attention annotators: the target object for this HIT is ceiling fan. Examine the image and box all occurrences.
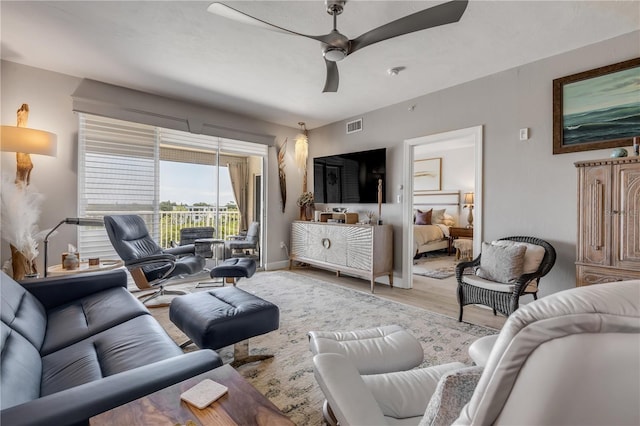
[207,1,469,93]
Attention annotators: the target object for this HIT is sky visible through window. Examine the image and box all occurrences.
[160,161,236,206]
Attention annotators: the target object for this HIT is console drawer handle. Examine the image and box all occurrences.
[321,238,331,249]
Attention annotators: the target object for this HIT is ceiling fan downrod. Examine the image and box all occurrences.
[322,0,348,62]
[325,0,345,16]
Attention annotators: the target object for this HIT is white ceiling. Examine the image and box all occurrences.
[1,1,638,130]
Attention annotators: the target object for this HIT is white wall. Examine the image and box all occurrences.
[308,31,640,297]
[1,63,80,274]
[415,141,475,195]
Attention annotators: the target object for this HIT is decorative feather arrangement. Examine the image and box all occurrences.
[277,138,287,213]
[1,173,48,265]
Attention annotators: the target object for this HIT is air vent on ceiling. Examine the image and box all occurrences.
[346,118,363,134]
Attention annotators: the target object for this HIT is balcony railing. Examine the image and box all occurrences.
[159,210,241,248]
[76,209,242,267]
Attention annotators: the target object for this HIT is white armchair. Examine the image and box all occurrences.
[313,280,640,426]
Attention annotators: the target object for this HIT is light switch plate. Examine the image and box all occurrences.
[519,128,529,140]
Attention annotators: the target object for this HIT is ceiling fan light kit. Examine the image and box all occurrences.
[207,0,468,92]
[323,47,346,62]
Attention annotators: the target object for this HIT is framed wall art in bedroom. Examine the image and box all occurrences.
[553,57,640,154]
[414,157,442,191]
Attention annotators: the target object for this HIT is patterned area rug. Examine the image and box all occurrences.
[413,253,457,279]
[412,265,456,279]
[151,270,496,425]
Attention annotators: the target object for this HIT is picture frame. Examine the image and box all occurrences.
[553,57,640,154]
[414,157,441,191]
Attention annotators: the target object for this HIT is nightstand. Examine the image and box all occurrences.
[449,227,473,254]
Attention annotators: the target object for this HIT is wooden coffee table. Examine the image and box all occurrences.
[90,364,293,425]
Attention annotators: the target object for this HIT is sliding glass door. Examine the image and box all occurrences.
[77,114,266,266]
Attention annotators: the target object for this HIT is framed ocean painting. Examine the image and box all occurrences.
[553,57,640,154]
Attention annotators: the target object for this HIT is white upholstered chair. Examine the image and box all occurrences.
[312,280,640,426]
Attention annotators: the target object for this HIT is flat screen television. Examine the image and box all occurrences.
[313,148,386,204]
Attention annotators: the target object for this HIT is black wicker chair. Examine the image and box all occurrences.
[455,236,556,322]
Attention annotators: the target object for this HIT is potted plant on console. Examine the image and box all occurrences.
[297,191,315,221]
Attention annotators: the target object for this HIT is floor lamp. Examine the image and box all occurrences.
[44,218,105,277]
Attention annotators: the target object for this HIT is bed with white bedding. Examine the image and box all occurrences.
[413,223,450,256]
[413,191,460,257]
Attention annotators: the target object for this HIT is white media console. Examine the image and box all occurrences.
[289,221,393,293]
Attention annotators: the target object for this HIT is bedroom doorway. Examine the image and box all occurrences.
[402,126,483,289]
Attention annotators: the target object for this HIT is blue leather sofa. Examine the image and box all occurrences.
[1,269,222,426]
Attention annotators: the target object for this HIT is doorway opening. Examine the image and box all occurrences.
[402,126,483,289]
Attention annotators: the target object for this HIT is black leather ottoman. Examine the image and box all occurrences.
[170,287,279,367]
[210,257,257,286]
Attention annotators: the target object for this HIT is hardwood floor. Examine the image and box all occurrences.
[287,263,507,330]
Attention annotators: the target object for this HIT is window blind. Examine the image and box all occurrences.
[78,114,159,259]
[159,128,268,157]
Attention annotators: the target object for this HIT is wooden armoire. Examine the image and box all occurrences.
[575,156,640,286]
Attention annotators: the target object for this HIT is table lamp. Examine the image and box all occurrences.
[463,192,474,228]
[44,218,105,277]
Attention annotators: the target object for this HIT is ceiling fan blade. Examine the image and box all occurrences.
[207,3,331,44]
[349,0,469,55]
[322,59,339,93]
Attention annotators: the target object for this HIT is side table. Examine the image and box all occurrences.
[195,238,227,288]
[47,260,124,277]
[195,238,226,266]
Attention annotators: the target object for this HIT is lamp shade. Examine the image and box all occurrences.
[1,125,57,156]
[464,192,474,205]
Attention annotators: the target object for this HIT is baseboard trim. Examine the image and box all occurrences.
[265,260,290,271]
